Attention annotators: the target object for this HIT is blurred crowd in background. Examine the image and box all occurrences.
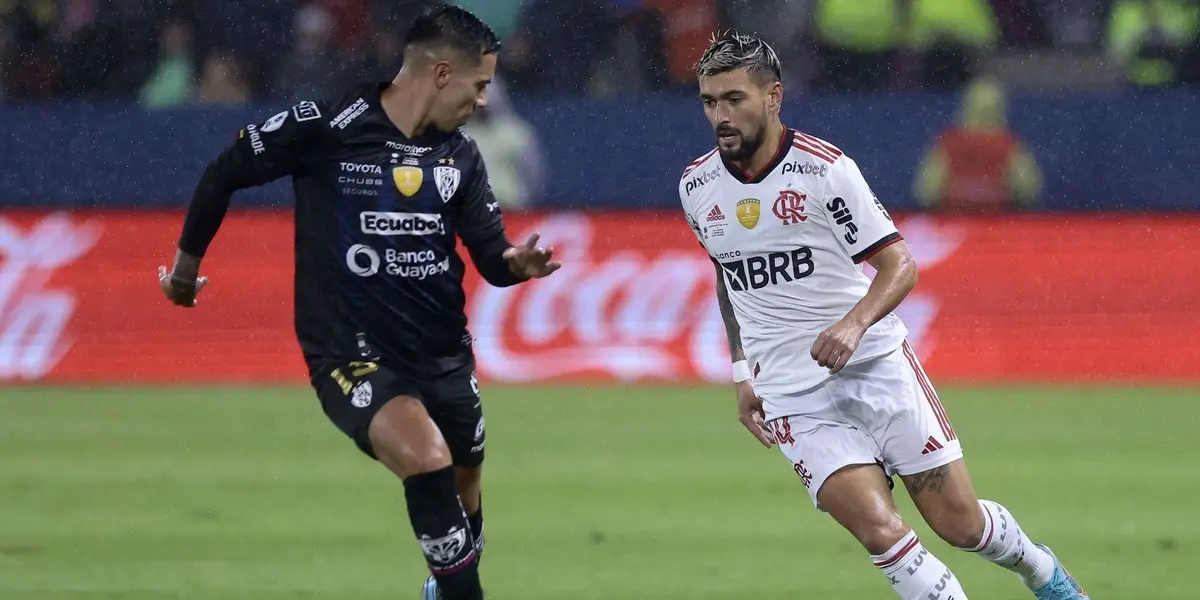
[1,0,1196,214]
[2,0,1199,106]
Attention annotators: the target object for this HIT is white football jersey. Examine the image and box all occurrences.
[679,128,908,406]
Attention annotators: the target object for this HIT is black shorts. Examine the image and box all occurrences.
[309,359,485,467]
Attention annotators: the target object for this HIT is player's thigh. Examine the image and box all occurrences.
[367,394,453,479]
[843,342,964,485]
[842,343,982,546]
[310,359,450,474]
[818,463,911,555]
[766,407,886,507]
[418,362,486,470]
[770,411,906,553]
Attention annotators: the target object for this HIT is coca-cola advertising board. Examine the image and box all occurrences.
[1,210,1196,385]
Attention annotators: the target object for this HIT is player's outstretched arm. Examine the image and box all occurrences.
[159,152,245,308]
[457,153,559,287]
[160,103,332,307]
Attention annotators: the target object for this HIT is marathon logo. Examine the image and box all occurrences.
[340,162,383,174]
[782,161,828,177]
[386,141,432,156]
[684,166,721,196]
[330,98,368,130]
[360,211,445,236]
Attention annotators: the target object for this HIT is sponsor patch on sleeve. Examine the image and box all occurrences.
[293,101,322,122]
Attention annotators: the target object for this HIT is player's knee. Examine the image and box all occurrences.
[930,504,986,549]
[852,520,911,556]
[858,524,910,556]
[374,441,452,477]
[367,396,453,477]
[455,465,482,489]
[402,445,454,476]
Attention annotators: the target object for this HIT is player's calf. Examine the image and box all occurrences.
[817,464,910,554]
[872,530,970,600]
[967,500,1057,591]
[903,461,1057,592]
[403,468,481,600]
[817,464,970,599]
[369,397,483,600]
[455,466,485,556]
[902,461,986,549]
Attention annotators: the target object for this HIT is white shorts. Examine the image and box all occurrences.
[764,340,963,510]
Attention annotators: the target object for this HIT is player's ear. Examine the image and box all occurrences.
[768,80,783,112]
[433,61,453,89]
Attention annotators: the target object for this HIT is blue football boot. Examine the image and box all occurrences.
[1032,544,1089,600]
[421,575,439,600]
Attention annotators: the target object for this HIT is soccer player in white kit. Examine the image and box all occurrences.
[679,32,1089,600]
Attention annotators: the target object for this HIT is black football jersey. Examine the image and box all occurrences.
[213,82,511,373]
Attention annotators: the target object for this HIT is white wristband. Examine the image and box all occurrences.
[732,360,751,383]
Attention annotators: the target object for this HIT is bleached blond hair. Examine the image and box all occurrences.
[695,31,782,83]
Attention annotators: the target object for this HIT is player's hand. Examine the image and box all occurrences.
[736,380,774,448]
[503,233,562,279]
[810,317,866,374]
[158,265,209,308]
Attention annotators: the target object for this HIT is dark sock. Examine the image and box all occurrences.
[403,467,482,600]
[467,501,484,558]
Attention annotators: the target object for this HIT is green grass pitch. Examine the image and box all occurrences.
[1,385,1196,599]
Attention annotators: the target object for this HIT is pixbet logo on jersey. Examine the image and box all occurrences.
[782,161,827,177]
[720,247,815,291]
[772,190,807,225]
[684,166,721,196]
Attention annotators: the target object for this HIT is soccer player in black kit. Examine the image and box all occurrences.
[157,6,559,600]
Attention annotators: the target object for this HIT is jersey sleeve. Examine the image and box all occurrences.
[821,156,901,264]
[455,149,506,247]
[455,144,526,287]
[225,100,334,184]
[679,176,708,251]
[178,100,334,257]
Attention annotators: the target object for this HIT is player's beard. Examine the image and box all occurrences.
[716,120,766,163]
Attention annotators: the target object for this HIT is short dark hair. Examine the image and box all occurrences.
[695,31,782,84]
[403,4,501,63]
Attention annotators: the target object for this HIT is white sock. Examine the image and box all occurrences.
[873,530,969,600]
[970,500,1055,589]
